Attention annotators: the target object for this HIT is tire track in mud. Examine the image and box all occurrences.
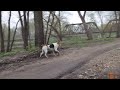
[54,43,120,79]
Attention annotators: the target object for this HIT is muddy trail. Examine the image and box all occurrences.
[0,39,120,79]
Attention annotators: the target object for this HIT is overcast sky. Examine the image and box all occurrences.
[2,11,112,28]
[2,11,84,28]
[67,11,82,23]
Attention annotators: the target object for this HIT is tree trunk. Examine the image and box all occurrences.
[34,12,38,47]
[51,12,62,41]
[18,11,29,50]
[114,11,120,38]
[108,25,112,38]
[34,11,44,48]
[10,15,24,51]
[52,12,62,41]
[43,18,62,43]
[0,11,5,52]
[116,11,120,38]
[10,16,23,51]
[23,11,29,49]
[97,11,104,38]
[27,11,31,48]
[78,11,93,40]
[45,11,52,44]
[6,11,11,52]
[58,11,62,41]
[47,12,55,44]
[18,11,25,49]
[114,11,118,38]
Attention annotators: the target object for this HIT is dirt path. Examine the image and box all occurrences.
[0,39,120,79]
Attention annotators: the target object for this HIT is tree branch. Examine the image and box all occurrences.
[10,15,24,51]
[83,11,86,19]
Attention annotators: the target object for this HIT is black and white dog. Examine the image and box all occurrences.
[40,42,60,58]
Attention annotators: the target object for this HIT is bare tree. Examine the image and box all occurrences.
[44,11,52,44]
[43,17,62,43]
[27,11,31,48]
[43,11,63,44]
[50,11,63,41]
[58,11,62,39]
[108,24,113,38]
[55,11,62,41]
[0,11,5,52]
[10,15,24,51]
[77,11,93,40]
[87,11,114,38]
[46,11,55,44]
[114,11,120,38]
[97,11,104,30]
[6,11,11,52]
[18,11,25,48]
[97,11,104,37]
[18,11,29,50]
[23,11,29,49]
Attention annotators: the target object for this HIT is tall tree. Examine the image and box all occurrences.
[115,11,120,38]
[0,11,5,52]
[44,11,52,44]
[34,11,44,48]
[46,11,55,44]
[49,12,62,42]
[58,11,62,41]
[97,11,104,30]
[18,11,29,50]
[77,11,93,40]
[53,11,62,41]
[27,11,31,48]
[6,11,11,52]
[23,11,29,49]
[10,19,20,51]
[97,11,104,37]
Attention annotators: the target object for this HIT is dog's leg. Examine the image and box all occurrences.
[54,49,60,56]
[40,51,44,57]
[44,49,48,58]
[56,50,60,55]
[45,53,48,58]
[53,50,56,56]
